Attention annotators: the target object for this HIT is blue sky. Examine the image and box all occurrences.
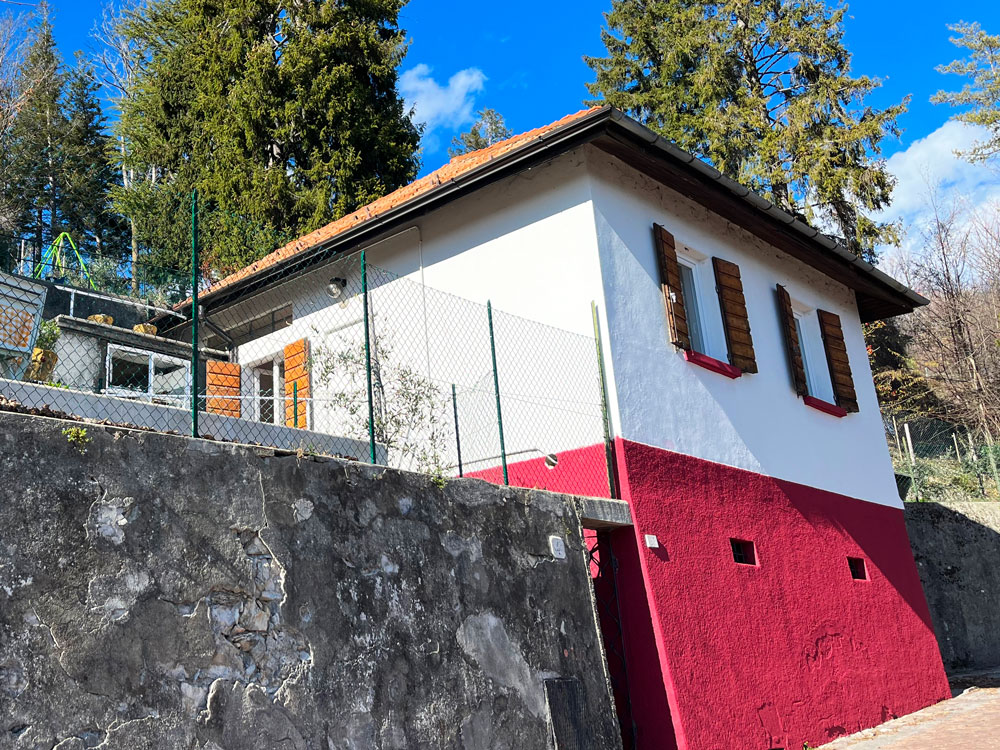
[28,0,1000,259]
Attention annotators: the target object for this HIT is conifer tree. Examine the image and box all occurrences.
[586,0,907,260]
[7,3,67,266]
[933,22,1000,163]
[62,53,125,257]
[116,0,421,274]
[449,109,512,156]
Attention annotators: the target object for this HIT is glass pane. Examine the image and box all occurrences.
[109,350,149,392]
[258,369,275,424]
[151,357,188,397]
[795,318,814,396]
[679,264,706,354]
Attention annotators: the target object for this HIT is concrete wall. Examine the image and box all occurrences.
[0,378,380,461]
[0,410,620,750]
[586,148,902,508]
[906,502,1000,672]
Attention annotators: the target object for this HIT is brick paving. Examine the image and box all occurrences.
[821,685,1000,749]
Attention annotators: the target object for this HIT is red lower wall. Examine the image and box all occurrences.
[614,438,950,750]
[465,442,612,498]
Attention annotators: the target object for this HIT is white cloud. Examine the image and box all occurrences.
[399,64,486,137]
[876,121,1000,273]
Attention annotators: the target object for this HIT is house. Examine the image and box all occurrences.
[156,106,950,749]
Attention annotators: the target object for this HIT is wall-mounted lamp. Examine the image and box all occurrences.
[544,453,559,469]
[326,277,348,299]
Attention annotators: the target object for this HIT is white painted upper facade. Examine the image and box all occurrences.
[210,145,902,507]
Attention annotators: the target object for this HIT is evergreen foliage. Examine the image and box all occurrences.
[115,0,421,275]
[448,108,512,156]
[933,22,1000,163]
[586,0,908,260]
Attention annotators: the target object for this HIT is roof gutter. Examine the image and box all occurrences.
[605,109,929,308]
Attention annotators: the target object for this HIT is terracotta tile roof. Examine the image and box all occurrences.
[201,107,604,301]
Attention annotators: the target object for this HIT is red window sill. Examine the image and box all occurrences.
[683,350,742,379]
[803,395,847,418]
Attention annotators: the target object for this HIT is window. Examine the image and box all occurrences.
[730,538,757,566]
[848,557,868,580]
[106,344,190,403]
[252,359,284,425]
[678,263,706,354]
[793,310,836,404]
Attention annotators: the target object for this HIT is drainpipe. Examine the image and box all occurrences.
[200,305,236,361]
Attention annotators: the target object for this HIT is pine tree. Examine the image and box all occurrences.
[586,0,907,260]
[61,53,126,258]
[449,109,513,156]
[116,0,421,274]
[7,3,67,267]
[933,22,1000,163]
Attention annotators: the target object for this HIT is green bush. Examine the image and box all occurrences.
[35,319,61,351]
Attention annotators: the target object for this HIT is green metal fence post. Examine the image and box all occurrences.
[293,381,298,428]
[190,189,199,439]
[487,301,508,486]
[452,383,463,478]
[361,252,377,464]
[592,302,617,499]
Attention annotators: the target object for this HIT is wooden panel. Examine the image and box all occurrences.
[817,310,859,413]
[206,360,242,418]
[284,338,310,428]
[653,224,691,351]
[712,257,757,373]
[776,285,808,396]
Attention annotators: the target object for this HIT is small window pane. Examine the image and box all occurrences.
[109,350,149,392]
[679,264,706,354]
[795,318,814,396]
[151,357,187,397]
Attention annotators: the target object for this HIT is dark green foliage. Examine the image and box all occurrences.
[586,0,907,260]
[449,108,513,157]
[116,0,421,275]
[6,6,66,263]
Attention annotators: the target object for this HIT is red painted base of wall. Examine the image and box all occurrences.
[613,438,951,750]
[464,442,612,498]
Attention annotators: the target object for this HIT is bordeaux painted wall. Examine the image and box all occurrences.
[614,439,950,750]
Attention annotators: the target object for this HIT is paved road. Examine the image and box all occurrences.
[821,686,1000,749]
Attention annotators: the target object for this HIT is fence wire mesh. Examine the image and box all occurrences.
[0,247,614,498]
[886,413,1000,502]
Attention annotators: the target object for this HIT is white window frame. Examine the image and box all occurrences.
[105,344,191,404]
[791,303,836,404]
[246,354,284,425]
[676,245,728,361]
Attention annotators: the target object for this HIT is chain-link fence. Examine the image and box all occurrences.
[0,244,614,499]
[887,414,1000,502]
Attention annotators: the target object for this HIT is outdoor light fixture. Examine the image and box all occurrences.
[544,453,559,469]
[326,277,347,299]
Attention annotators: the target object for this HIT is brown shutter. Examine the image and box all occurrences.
[284,338,311,428]
[712,257,757,373]
[653,224,691,350]
[817,310,859,413]
[775,285,808,396]
[206,360,241,418]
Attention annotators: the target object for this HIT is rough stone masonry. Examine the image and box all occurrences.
[0,411,620,749]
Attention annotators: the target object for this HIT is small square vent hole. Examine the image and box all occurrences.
[730,538,756,566]
[848,556,868,580]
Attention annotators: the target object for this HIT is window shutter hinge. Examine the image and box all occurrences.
[668,291,677,303]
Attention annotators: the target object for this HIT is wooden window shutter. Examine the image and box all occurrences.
[206,360,242,418]
[817,310,859,413]
[775,285,808,396]
[653,224,691,350]
[712,257,757,373]
[284,338,311,428]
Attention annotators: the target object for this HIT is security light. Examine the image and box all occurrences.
[544,453,559,469]
[326,277,348,299]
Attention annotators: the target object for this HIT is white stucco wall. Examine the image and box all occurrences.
[213,150,610,474]
[585,148,902,508]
